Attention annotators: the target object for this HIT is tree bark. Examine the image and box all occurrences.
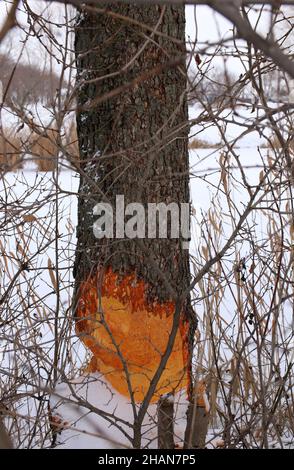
[74,4,196,406]
[0,417,12,449]
[184,403,209,448]
[158,394,175,449]
[184,380,210,448]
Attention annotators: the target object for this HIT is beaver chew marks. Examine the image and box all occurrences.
[75,268,189,402]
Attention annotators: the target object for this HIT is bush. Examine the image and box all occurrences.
[28,128,58,172]
[0,128,23,171]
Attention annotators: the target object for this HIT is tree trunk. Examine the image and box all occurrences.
[184,380,210,448]
[158,394,175,449]
[74,3,195,415]
[0,417,12,449]
[184,404,209,449]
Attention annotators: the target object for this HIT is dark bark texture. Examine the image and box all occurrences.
[158,394,175,449]
[184,403,209,448]
[74,4,196,391]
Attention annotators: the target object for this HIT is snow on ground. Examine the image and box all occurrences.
[1,79,293,447]
[0,0,293,450]
[50,375,189,449]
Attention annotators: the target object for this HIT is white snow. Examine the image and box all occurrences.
[0,0,293,449]
[50,374,189,449]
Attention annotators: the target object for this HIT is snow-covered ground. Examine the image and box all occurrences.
[50,376,190,449]
[1,0,293,449]
[1,96,293,447]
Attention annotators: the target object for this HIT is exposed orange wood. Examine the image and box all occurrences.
[76,268,189,402]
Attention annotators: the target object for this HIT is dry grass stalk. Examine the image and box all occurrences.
[0,128,23,171]
[62,122,80,167]
[28,128,58,172]
[189,137,220,149]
